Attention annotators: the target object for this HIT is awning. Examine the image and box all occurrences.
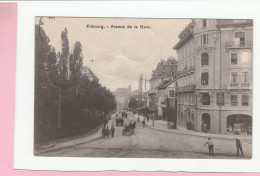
[235,32,245,38]
[201,72,208,79]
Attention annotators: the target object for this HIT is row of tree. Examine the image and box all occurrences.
[34,25,116,144]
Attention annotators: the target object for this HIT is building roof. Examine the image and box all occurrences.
[216,19,253,28]
[115,88,130,95]
[173,31,193,50]
[156,78,178,90]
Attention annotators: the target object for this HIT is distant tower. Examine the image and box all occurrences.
[128,85,131,96]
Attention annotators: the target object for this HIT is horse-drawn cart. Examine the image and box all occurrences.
[116,118,124,126]
[122,112,128,118]
[122,122,136,136]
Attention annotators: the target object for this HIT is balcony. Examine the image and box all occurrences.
[241,83,251,88]
[228,83,252,90]
[226,41,253,49]
[176,85,196,92]
[230,83,239,87]
[177,66,195,77]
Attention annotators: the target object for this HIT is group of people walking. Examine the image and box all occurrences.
[204,138,244,157]
[102,125,115,139]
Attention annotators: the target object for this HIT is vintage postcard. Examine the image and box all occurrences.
[34,17,253,159]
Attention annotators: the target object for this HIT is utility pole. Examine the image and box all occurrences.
[144,77,146,93]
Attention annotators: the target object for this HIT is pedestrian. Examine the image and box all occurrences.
[236,139,244,156]
[204,137,214,156]
[201,121,204,133]
[111,126,115,138]
[142,119,145,127]
[147,116,149,122]
[138,117,140,123]
[106,126,110,138]
[102,127,106,139]
[204,123,207,132]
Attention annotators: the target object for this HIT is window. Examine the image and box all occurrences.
[231,53,238,64]
[203,34,207,45]
[169,90,175,97]
[201,93,210,105]
[201,34,208,45]
[234,32,245,47]
[231,95,238,106]
[242,95,249,106]
[191,94,195,105]
[241,72,249,83]
[201,53,209,65]
[202,19,207,27]
[231,72,238,83]
[241,52,250,64]
[201,72,209,85]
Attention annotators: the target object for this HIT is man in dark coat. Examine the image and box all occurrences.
[105,126,109,138]
[236,139,244,156]
[142,119,145,127]
[102,127,106,139]
[111,126,115,138]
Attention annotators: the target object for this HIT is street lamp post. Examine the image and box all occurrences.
[58,87,62,128]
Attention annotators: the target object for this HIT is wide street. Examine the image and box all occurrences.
[38,112,252,159]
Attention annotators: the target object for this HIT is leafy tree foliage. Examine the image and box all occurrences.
[34,25,116,144]
[128,97,139,110]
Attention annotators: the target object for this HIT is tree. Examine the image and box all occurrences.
[58,28,69,81]
[35,24,59,143]
[70,41,83,82]
[34,25,117,143]
[128,97,139,110]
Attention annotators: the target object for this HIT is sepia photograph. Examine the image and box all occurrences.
[34,17,253,159]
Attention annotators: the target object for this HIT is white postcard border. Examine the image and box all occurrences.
[14,0,260,172]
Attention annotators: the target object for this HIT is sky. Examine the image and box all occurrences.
[37,17,190,92]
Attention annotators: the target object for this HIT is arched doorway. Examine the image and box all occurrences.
[202,113,210,131]
[227,114,252,134]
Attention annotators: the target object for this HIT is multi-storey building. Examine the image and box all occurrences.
[148,56,178,119]
[156,79,178,124]
[174,19,253,134]
[114,87,131,110]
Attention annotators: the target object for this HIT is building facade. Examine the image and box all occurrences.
[148,56,178,119]
[114,87,131,110]
[174,19,253,134]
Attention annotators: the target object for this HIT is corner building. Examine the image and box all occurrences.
[174,19,253,134]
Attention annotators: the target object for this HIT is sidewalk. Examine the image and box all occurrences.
[35,114,116,155]
[137,115,252,142]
